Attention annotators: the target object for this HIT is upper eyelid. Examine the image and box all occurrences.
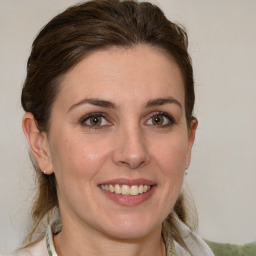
[146,111,175,120]
[80,112,107,120]
[144,112,176,126]
[78,111,175,125]
[79,112,110,124]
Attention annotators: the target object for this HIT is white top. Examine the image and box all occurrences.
[1,219,214,256]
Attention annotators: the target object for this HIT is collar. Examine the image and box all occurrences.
[46,220,61,256]
[45,219,177,256]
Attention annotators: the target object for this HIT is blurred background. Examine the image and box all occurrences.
[0,0,255,253]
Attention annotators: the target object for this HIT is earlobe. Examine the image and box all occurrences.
[22,112,54,174]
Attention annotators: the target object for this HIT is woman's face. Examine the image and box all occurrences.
[41,45,196,239]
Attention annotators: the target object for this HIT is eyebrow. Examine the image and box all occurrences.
[68,98,116,112]
[68,96,182,112]
[146,97,182,110]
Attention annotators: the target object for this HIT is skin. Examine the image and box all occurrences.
[23,45,197,256]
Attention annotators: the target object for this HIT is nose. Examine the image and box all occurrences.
[112,125,150,169]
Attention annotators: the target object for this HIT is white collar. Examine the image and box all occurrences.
[45,219,214,256]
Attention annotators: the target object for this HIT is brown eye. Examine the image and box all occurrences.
[80,113,109,128]
[89,116,102,126]
[152,115,164,125]
[145,112,175,127]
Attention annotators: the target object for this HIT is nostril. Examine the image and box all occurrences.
[116,159,146,169]
[111,130,149,169]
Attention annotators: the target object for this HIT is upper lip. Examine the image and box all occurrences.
[99,178,156,186]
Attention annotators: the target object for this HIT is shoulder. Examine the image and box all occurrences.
[0,238,48,256]
[163,219,215,256]
[205,240,256,256]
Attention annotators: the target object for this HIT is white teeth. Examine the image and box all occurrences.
[109,184,115,192]
[114,184,122,194]
[130,185,139,195]
[121,185,130,195]
[100,184,151,196]
[138,184,144,194]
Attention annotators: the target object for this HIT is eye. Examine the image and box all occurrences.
[80,113,110,128]
[145,112,175,127]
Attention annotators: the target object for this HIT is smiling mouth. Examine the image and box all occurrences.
[100,184,152,196]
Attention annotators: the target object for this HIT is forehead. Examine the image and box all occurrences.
[55,45,185,110]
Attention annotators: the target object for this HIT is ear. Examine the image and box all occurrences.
[185,118,198,169]
[22,112,54,175]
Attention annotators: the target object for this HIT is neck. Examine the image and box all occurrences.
[54,221,166,256]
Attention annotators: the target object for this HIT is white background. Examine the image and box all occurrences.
[0,0,255,253]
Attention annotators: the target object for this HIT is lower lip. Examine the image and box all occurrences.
[99,186,156,206]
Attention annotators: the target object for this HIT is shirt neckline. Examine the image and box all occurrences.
[45,219,177,256]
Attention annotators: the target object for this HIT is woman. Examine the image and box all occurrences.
[3,0,215,255]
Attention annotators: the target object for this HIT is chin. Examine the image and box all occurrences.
[99,216,162,240]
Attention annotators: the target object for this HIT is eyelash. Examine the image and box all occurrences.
[145,112,176,128]
[79,112,109,129]
[79,111,175,129]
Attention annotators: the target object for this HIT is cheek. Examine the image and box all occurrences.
[152,135,189,175]
[149,135,189,217]
[50,132,111,180]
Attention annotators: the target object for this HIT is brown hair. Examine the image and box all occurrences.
[22,0,196,253]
